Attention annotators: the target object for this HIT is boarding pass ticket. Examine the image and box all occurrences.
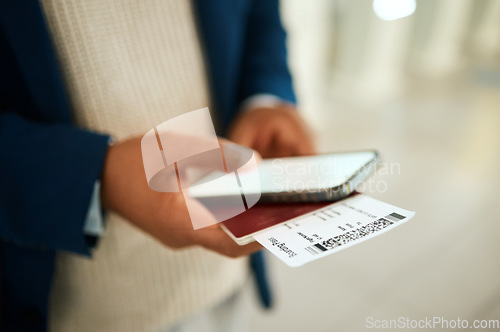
[253,194,415,267]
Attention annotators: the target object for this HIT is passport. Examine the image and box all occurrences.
[220,201,331,245]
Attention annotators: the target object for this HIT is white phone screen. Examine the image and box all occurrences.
[188,151,378,198]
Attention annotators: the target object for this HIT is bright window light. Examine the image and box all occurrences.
[373,0,416,21]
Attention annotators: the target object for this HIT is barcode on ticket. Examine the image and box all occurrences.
[304,212,406,255]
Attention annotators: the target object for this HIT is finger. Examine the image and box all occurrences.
[252,127,276,156]
[270,128,302,157]
[276,122,315,157]
[228,124,256,147]
[218,238,263,258]
[293,130,316,156]
[179,196,220,230]
[196,225,263,257]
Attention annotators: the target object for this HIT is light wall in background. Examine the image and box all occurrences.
[281,0,500,127]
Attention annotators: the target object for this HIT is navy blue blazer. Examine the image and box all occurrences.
[0,0,295,330]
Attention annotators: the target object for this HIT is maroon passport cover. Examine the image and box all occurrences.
[221,201,331,239]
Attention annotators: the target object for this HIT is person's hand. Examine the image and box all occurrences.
[100,137,262,258]
[227,103,316,158]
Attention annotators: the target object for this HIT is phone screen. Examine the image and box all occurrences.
[188,151,378,198]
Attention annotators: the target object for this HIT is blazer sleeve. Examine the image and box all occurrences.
[0,112,110,256]
[237,0,296,106]
[0,8,113,255]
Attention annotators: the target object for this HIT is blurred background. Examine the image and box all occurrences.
[248,0,500,330]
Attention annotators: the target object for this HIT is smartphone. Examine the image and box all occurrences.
[188,150,379,203]
[189,150,379,245]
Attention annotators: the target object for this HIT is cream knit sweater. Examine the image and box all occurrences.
[40,1,249,331]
